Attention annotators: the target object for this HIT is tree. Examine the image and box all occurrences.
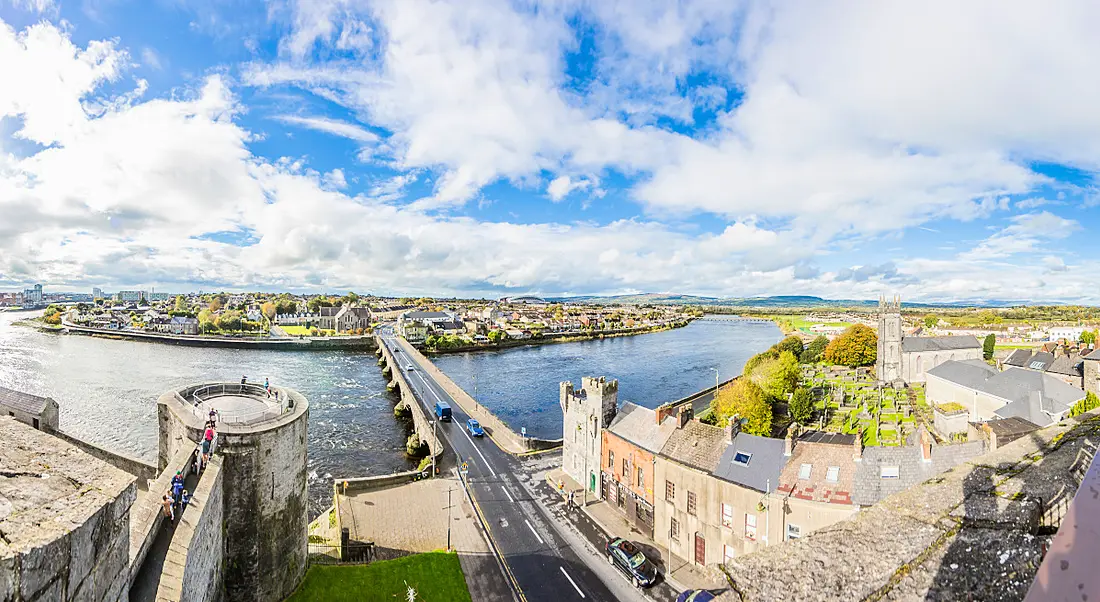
[488,330,504,343]
[197,309,216,333]
[261,302,277,320]
[307,297,333,313]
[743,349,778,376]
[710,379,772,436]
[1080,330,1097,345]
[215,310,242,332]
[275,300,297,315]
[802,336,829,363]
[1069,392,1100,417]
[208,296,224,312]
[982,333,996,360]
[774,335,804,361]
[790,387,814,425]
[747,350,801,400]
[923,314,938,329]
[824,324,877,367]
[44,313,62,325]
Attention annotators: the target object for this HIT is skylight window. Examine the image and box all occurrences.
[826,466,840,482]
[798,463,812,480]
[880,466,900,479]
[733,451,752,466]
[1029,361,1046,370]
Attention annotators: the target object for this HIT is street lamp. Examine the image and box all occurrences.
[712,366,720,392]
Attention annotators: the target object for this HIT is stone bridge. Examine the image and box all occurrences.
[377,340,444,458]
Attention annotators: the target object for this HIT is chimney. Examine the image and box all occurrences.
[677,406,693,428]
[725,415,741,442]
[784,425,796,457]
[919,426,932,462]
[853,428,863,462]
[656,404,675,425]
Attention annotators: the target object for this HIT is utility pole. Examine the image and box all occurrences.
[446,487,453,551]
[431,419,437,477]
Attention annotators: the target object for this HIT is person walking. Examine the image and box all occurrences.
[201,435,211,465]
[208,408,218,427]
[181,490,191,510]
[241,375,247,385]
[162,492,174,521]
[171,472,184,506]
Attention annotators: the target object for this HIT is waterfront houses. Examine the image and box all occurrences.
[599,402,680,537]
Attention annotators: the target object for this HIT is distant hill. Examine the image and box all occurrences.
[547,293,1028,309]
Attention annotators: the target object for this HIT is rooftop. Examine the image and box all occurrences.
[605,402,677,454]
[712,431,786,493]
[0,385,54,415]
[168,382,307,430]
[659,420,729,473]
[0,417,136,554]
[901,335,982,353]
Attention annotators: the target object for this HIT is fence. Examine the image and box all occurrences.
[175,383,296,426]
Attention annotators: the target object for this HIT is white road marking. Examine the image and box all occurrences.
[502,486,515,503]
[559,567,585,598]
[408,359,497,477]
[525,519,545,545]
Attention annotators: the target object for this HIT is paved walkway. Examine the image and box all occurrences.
[546,468,727,594]
[339,475,514,601]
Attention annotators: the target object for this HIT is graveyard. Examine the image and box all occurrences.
[802,364,928,446]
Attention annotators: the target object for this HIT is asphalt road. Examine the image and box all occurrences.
[379,332,651,602]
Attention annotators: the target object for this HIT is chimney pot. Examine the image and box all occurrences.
[784,427,795,457]
[919,427,932,462]
[677,406,693,428]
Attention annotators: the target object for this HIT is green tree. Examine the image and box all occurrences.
[711,379,772,436]
[802,336,829,363]
[747,350,801,400]
[487,330,504,343]
[743,349,778,376]
[774,335,805,360]
[824,324,877,367]
[789,387,814,425]
[982,333,996,360]
[1080,330,1097,345]
[307,297,333,313]
[215,310,242,331]
[275,300,297,315]
[1069,392,1100,417]
[174,296,187,313]
[923,314,938,329]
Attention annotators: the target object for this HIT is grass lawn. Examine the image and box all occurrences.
[286,552,472,602]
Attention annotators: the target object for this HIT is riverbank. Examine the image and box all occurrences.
[421,319,693,356]
[54,321,376,350]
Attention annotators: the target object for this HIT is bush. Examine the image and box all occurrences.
[1069,392,1100,417]
[790,387,813,425]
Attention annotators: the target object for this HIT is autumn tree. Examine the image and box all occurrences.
[789,387,814,425]
[747,350,801,400]
[261,302,276,320]
[802,336,829,363]
[824,324,877,367]
[983,333,996,360]
[710,379,772,436]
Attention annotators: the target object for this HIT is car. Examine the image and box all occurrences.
[466,418,484,437]
[676,591,717,602]
[405,364,414,371]
[605,537,658,588]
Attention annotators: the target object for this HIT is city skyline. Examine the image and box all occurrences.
[2,2,1100,302]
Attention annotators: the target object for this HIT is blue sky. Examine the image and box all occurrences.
[1,0,1098,302]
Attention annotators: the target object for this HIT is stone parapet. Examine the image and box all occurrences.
[726,410,1100,601]
[129,447,195,588]
[155,455,224,602]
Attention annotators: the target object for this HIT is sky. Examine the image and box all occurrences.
[1,0,1099,302]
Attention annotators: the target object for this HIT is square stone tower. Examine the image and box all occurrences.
[560,376,618,496]
[877,295,903,384]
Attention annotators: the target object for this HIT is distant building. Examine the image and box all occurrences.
[23,283,43,306]
[370,304,415,321]
[93,287,103,299]
[147,292,170,302]
[1001,348,1085,389]
[0,385,59,432]
[1049,326,1087,342]
[316,306,341,330]
[334,306,371,332]
[116,290,144,303]
[400,320,428,343]
[167,316,199,335]
[877,296,982,384]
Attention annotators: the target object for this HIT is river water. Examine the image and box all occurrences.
[0,312,778,515]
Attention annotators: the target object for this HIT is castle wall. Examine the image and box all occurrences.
[560,376,618,496]
[156,455,225,602]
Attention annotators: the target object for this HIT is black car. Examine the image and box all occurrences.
[605,537,658,588]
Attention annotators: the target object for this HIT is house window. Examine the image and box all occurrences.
[723,545,736,564]
[826,466,840,483]
[721,504,734,528]
[608,450,614,469]
[687,491,697,516]
[636,466,644,488]
[745,514,757,541]
[787,524,801,540]
[733,451,752,466]
[671,518,680,540]
[622,458,629,478]
[880,466,900,479]
[665,480,675,502]
[798,463,813,480]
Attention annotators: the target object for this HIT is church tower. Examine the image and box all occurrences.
[877,295,903,383]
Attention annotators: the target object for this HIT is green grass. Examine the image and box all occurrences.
[287,552,472,602]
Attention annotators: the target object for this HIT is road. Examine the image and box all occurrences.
[378,331,650,602]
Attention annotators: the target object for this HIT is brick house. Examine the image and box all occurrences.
[600,402,680,537]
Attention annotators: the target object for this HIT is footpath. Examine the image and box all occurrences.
[541,467,728,599]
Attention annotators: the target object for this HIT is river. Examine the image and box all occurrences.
[0,312,779,515]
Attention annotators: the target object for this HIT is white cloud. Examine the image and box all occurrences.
[546,175,592,202]
[960,211,1079,261]
[275,114,378,143]
[141,47,164,70]
[10,0,56,14]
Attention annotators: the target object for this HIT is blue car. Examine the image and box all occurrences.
[466,418,484,437]
[676,591,716,602]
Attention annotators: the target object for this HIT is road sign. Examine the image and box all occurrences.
[461,462,469,473]
[521,427,526,437]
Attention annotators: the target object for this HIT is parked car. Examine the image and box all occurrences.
[676,591,717,602]
[434,401,452,422]
[605,537,657,588]
[467,418,484,437]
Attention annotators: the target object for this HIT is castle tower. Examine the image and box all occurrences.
[560,376,618,497]
[877,295,903,383]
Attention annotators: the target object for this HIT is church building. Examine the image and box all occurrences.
[877,296,982,384]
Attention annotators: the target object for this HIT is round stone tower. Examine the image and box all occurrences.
[158,382,309,602]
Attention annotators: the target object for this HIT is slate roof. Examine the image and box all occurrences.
[1045,354,1083,377]
[403,311,452,320]
[318,306,341,317]
[983,416,1041,444]
[1024,351,1055,371]
[1003,349,1034,367]
[605,402,677,454]
[1085,348,1100,361]
[0,386,54,415]
[851,441,986,506]
[776,432,858,505]
[659,420,729,473]
[712,432,787,493]
[901,335,982,353]
[930,361,1085,426]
